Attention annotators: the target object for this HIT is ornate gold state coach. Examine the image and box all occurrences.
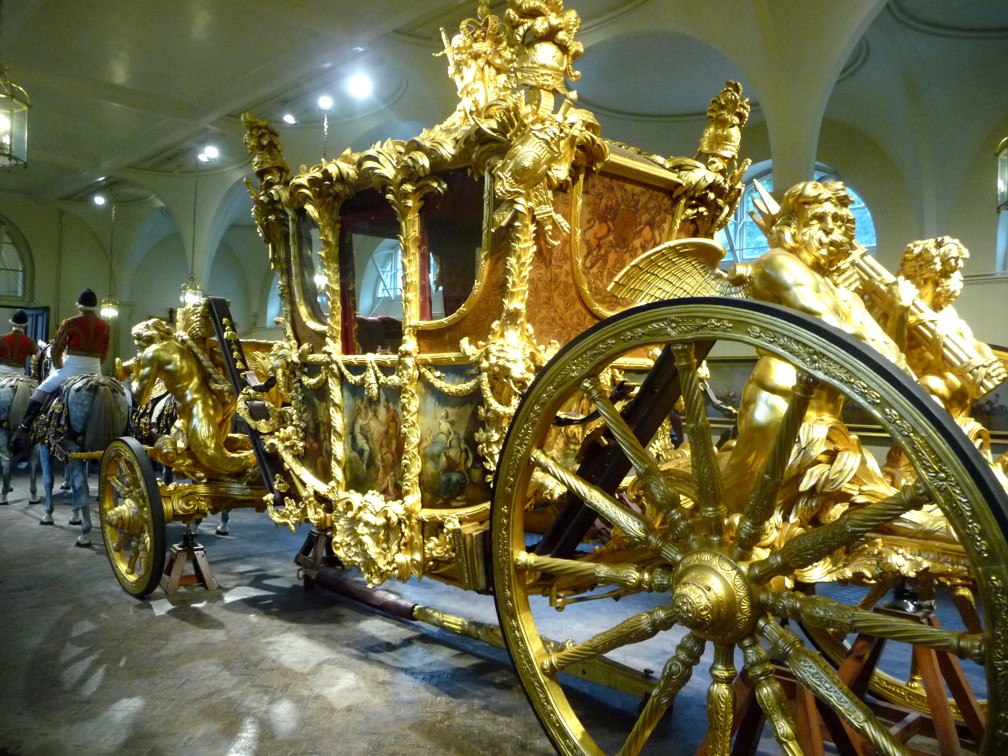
[98,1,1008,753]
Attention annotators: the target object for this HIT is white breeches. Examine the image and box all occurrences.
[38,354,102,393]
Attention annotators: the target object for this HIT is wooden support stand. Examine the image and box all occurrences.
[294,528,341,589]
[700,606,984,755]
[160,526,218,594]
[295,528,340,572]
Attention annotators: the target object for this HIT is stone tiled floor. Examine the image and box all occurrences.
[0,465,555,756]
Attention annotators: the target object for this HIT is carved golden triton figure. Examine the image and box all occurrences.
[128,316,255,481]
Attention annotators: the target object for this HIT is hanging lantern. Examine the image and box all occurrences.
[100,297,119,319]
[180,274,204,307]
[0,65,28,168]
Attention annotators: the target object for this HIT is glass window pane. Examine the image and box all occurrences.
[339,190,403,355]
[418,169,483,321]
[294,213,327,323]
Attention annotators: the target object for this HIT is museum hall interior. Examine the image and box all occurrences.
[1,1,1008,754]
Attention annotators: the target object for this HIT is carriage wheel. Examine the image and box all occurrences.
[491,298,1008,755]
[98,436,166,598]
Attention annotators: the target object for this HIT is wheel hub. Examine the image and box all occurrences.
[104,498,140,532]
[671,551,756,643]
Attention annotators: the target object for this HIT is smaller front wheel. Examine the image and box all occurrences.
[98,437,166,598]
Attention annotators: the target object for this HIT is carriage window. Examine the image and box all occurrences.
[419,169,483,321]
[294,212,328,322]
[339,190,403,354]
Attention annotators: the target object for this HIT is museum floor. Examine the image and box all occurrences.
[0,463,575,756]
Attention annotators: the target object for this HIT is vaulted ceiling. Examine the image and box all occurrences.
[1,0,1006,219]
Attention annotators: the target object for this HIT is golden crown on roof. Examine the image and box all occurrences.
[698,81,750,161]
[505,0,584,95]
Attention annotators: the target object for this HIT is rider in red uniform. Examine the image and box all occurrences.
[0,309,39,375]
[17,289,110,432]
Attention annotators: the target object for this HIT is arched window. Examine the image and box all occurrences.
[266,276,281,325]
[0,217,28,299]
[997,211,1008,272]
[716,165,877,267]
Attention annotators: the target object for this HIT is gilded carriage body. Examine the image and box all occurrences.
[97,3,1008,753]
[239,8,748,590]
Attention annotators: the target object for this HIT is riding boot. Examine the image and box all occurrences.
[16,397,45,434]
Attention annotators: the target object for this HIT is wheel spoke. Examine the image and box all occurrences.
[617,633,706,756]
[580,377,700,550]
[760,617,927,755]
[542,605,677,676]
[514,551,676,593]
[731,371,817,561]
[125,544,140,575]
[706,644,737,756]
[761,589,985,662]
[738,636,803,755]
[531,448,682,565]
[108,470,130,497]
[670,343,725,544]
[747,480,931,584]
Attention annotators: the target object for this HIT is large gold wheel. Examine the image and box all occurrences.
[492,298,1008,754]
[98,436,166,598]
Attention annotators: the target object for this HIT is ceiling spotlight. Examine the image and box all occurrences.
[198,144,219,163]
[282,113,297,125]
[318,95,333,111]
[93,194,106,206]
[346,72,373,100]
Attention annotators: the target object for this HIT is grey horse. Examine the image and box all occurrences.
[35,373,131,547]
[0,374,41,505]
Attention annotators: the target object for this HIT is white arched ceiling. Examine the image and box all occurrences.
[126,204,180,277]
[578,31,755,119]
[204,177,258,278]
[207,242,252,330]
[350,120,428,152]
[825,2,1008,268]
[130,235,188,324]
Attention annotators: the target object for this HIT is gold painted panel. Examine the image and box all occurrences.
[576,170,677,317]
[525,191,598,346]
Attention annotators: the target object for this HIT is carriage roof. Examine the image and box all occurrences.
[242,2,749,359]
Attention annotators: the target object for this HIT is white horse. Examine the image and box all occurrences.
[0,374,41,505]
